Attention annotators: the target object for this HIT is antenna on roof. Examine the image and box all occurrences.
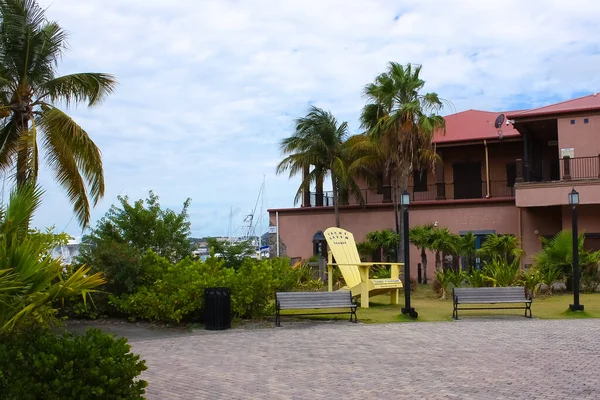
[494,114,505,129]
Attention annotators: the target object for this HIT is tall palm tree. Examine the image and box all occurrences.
[429,227,457,271]
[409,223,434,283]
[277,106,362,227]
[359,62,446,261]
[0,0,116,227]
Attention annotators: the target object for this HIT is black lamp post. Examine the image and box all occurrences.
[568,188,584,311]
[400,189,417,318]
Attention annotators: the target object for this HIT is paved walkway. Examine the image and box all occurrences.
[127,319,600,399]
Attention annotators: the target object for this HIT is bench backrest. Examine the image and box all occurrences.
[324,227,362,288]
[453,286,527,301]
[276,291,352,308]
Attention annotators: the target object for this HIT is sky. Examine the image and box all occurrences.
[24,0,600,239]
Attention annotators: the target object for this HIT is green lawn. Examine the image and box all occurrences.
[284,285,600,324]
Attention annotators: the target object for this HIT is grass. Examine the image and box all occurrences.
[283,285,600,324]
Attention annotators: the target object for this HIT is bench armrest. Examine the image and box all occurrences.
[328,262,403,279]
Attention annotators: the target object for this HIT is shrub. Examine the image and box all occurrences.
[107,253,311,323]
[581,263,600,292]
[434,269,453,300]
[481,258,521,287]
[0,328,147,399]
[464,268,488,287]
[519,267,542,298]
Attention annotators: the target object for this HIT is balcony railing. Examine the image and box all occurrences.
[517,155,600,183]
[305,180,514,207]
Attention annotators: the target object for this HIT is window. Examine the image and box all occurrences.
[413,169,428,192]
[570,119,576,124]
[506,163,516,187]
[584,118,589,124]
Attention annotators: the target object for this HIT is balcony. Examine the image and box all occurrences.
[515,155,600,207]
[305,180,514,207]
[517,155,600,183]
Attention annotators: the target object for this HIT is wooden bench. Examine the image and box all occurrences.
[275,291,357,327]
[452,287,532,320]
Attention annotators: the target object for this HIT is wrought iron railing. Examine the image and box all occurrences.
[304,180,514,207]
[517,155,600,183]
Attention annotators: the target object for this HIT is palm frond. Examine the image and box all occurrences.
[39,72,117,107]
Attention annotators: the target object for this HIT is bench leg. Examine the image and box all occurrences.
[390,289,399,305]
[453,302,458,320]
[276,308,281,327]
[350,308,358,323]
[525,302,532,318]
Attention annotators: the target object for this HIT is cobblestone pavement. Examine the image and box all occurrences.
[130,319,600,399]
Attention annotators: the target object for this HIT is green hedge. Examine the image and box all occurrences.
[0,329,147,400]
[107,252,322,323]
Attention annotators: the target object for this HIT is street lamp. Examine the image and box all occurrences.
[400,189,417,318]
[568,188,584,311]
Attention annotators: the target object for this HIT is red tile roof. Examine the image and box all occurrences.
[506,93,600,119]
[434,109,520,144]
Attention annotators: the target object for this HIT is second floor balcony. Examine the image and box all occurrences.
[305,180,514,207]
[516,155,600,183]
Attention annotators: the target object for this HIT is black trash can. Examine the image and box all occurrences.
[204,287,231,330]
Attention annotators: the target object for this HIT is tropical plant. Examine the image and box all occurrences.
[365,229,399,262]
[356,240,377,261]
[277,106,363,227]
[0,184,105,333]
[358,62,446,260]
[537,264,563,295]
[456,231,477,271]
[447,269,465,288]
[464,268,488,288]
[429,227,457,271]
[481,258,521,287]
[0,0,117,227]
[409,223,434,283]
[478,234,524,263]
[519,267,542,297]
[434,269,454,300]
[534,230,600,289]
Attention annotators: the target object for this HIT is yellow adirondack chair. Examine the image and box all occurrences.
[324,227,403,308]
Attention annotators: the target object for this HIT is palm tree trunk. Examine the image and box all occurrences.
[332,176,340,228]
[421,248,427,284]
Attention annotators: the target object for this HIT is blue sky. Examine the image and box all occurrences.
[26,0,600,238]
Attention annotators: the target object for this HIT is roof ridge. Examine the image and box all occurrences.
[523,93,594,112]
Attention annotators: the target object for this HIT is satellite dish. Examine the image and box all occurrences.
[497,129,503,139]
[494,114,505,129]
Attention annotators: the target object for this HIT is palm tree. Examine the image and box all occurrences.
[429,227,457,271]
[409,223,434,283]
[359,62,446,261]
[478,234,524,264]
[0,0,117,227]
[456,231,476,271]
[0,183,105,333]
[366,229,399,262]
[277,106,362,227]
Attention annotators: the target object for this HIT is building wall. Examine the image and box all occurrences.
[558,114,600,158]
[270,200,518,279]
[516,180,600,207]
[520,206,562,266]
[561,204,600,235]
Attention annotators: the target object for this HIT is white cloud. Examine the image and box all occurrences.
[25,0,600,237]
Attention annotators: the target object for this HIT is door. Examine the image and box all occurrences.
[453,162,482,199]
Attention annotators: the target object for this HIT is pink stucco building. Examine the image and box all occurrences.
[268,94,600,279]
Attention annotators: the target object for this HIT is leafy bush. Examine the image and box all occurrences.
[434,269,454,300]
[108,253,311,322]
[581,263,600,292]
[464,268,488,288]
[481,258,521,287]
[519,267,542,298]
[0,328,147,399]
